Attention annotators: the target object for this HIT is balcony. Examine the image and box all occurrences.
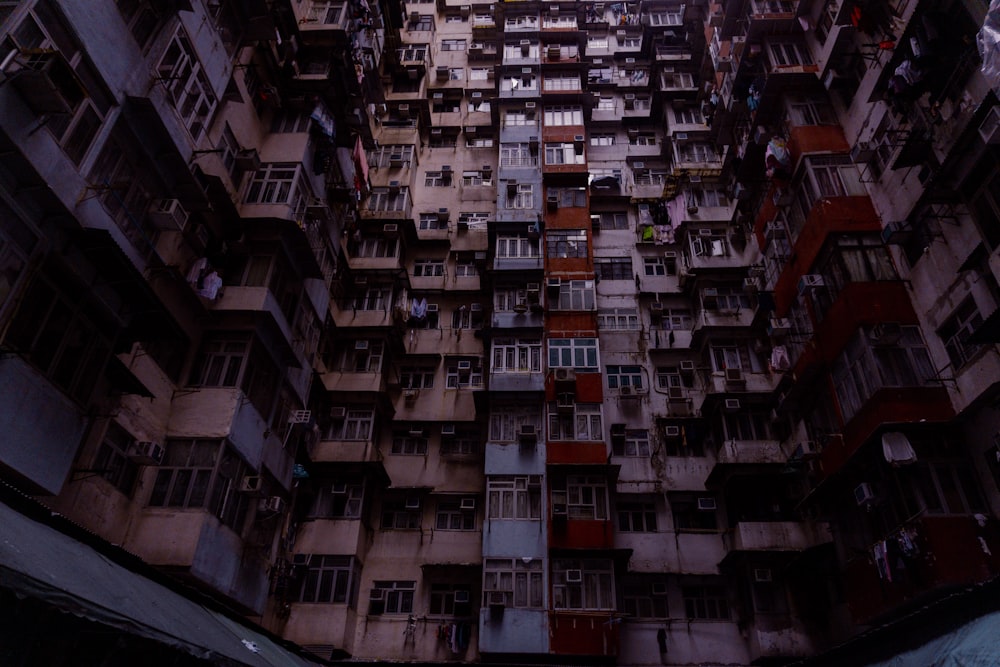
[706,439,786,486]
[488,370,546,393]
[655,44,692,62]
[845,515,1000,624]
[310,436,381,464]
[320,370,385,395]
[702,369,780,394]
[212,286,293,344]
[723,520,833,553]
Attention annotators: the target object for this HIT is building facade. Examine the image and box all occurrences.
[0,0,999,664]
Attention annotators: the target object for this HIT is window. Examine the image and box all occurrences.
[413,259,445,277]
[818,236,898,297]
[465,136,493,148]
[503,39,538,57]
[709,340,764,373]
[500,143,535,167]
[544,143,585,165]
[796,156,866,214]
[939,297,984,369]
[488,475,542,519]
[656,367,684,390]
[4,4,114,163]
[326,409,375,441]
[399,365,435,389]
[597,308,639,330]
[3,273,114,404]
[435,498,476,530]
[591,134,615,146]
[441,429,480,458]
[381,499,422,530]
[462,170,493,186]
[245,162,310,218]
[673,107,702,125]
[595,257,633,281]
[552,559,614,610]
[549,187,587,208]
[492,338,542,373]
[458,212,489,229]
[663,425,704,457]
[503,111,536,127]
[617,500,658,532]
[352,286,391,311]
[547,230,588,258]
[468,98,490,113]
[721,412,773,441]
[768,41,812,67]
[156,27,218,141]
[543,105,585,127]
[367,187,410,212]
[446,358,483,387]
[469,67,492,81]
[648,11,682,25]
[391,431,428,455]
[87,139,158,258]
[552,280,596,311]
[309,482,363,518]
[548,403,603,441]
[114,0,161,48]
[548,338,599,369]
[296,555,360,605]
[397,45,428,61]
[369,581,415,614]
[489,409,542,443]
[596,211,628,230]
[369,145,414,168]
[644,256,678,277]
[417,213,445,230]
[452,305,484,329]
[334,340,383,373]
[831,326,935,422]
[501,73,537,91]
[621,576,669,618]
[607,365,643,390]
[588,36,609,50]
[703,287,752,312]
[429,584,473,616]
[671,494,718,530]
[682,581,730,619]
[270,111,312,133]
[543,75,581,91]
[484,558,543,608]
[787,95,837,125]
[963,157,1000,250]
[505,183,534,209]
[425,171,449,187]
[0,206,37,318]
[634,168,667,186]
[456,260,478,277]
[93,422,139,496]
[441,38,466,51]
[148,439,251,531]
[612,429,651,457]
[596,96,616,111]
[689,188,730,208]
[677,142,720,163]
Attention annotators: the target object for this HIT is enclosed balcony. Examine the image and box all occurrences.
[723,520,833,553]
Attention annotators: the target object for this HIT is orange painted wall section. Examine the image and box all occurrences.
[546,441,608,465]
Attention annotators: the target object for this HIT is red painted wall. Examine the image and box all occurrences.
[813,282,917,363]
[546,441,608,465]
[549,612,620,657]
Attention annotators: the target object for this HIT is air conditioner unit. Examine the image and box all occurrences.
[870,322,902,345]
[332,482,348,494]
[554,368,576,384]
[552,502,568,516]
[881,220,912,245]
[519,423,538,439]
[398,103,410,114]
[436,66,449,81]
[330,407,347,420]
[520,40,531,55]
[436,207,449,222]
[260,495,285,513]
[149,199,189,231]
[611,423,627,439]
[697,497,717,511]
[388,180,401,194]
[389,153,404,167]
[426,303,439,313]
[547,194,559,211]
[471,91,483,100]
[556,394,574,413]
[127,440,165,466]
[410,11,420,22]
[753,568,773,583]
[4,49,85,115]
[978,106,1000,145]
[590,214,602,230]
[527,282,540,296]
[724,398,741,411]
[408,427,425,437]
[620,385,635,397]
[652,582,668,595]
[488,591,507,606]
[725,368,744,383]
[664,425,681,438]
[565,569,583,583]
[632,161,645,169]
[548,45,561,60]
[403,388,419,402]
[768,318,792,335]
[797,274,825,295]
[702,288,719,309]
[460,498,476,510]
[457,360,472,371]
[382,223,399,239]
[240,475,264,494]
[432,92,444,101]
[405,496,421,509]
[547,277,562,293]
[668,386,685,401]
[460,5,471,17]
[353,276,368,287]
[234,148,261,172]
[441,423,456,436]
[369,588,385,601]
[625,57,636,64]
[679,360,695,376]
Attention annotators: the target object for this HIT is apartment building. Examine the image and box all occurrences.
[0,0,999,665]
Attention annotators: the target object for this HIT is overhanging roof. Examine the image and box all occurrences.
[0,493,322,667]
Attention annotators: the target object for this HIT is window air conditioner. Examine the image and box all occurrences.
[724,398,741,411]
[565,569,583,583]
[260,496,285,514]
[240,475,264,494]
[127,440,165,466]
[382,223,399,238]
[460,498,476,510]
[663,425,681,438]
[725,368,744,383]
[652,582,668,595]
[457,360,472,371]
[488,591,507,606]
[697,497,717,511]
[329,407,347,420]
[753,568,773,583]
[797,274,824,295]
[854,482,875,506]
[454,590,471,603]
[405,496,421,509]
[149,199,189,231]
